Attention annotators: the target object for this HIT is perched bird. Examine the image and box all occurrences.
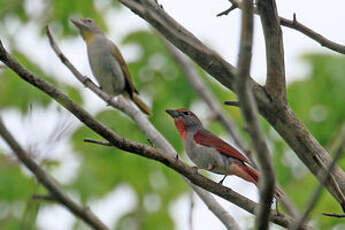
[71,18,152,115]
[166,108,283,199]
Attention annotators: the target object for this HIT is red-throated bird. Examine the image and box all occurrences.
[71,18,152,115]
[166,108,283,199]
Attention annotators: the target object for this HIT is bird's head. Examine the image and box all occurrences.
[166,108,202,130]
[71,18,103,43]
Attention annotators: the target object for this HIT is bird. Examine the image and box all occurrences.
[166,108,283,199]
[71,18,152,116]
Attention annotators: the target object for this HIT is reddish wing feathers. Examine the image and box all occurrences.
[193,130,250,163]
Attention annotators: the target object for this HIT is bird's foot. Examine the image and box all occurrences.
[218,175,227,184]
[274,199,283,216]
[192,166,199,175]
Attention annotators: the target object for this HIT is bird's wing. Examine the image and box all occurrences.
[111,43,139,96]
[194,129,249,163]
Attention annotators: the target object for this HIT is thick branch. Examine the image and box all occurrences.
[0,118,110,230]
[118,0,345,209]
[236,1,276,229]
[257,0,286,101]
[0,40,312,229]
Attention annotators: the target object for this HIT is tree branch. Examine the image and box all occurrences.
[280,14,345,55]
[0,39,313,229]
[219,0,345,55]
[118,0,345,210]
[236,0,276,229]
[291,139,345,230]
[257,0,286,101]
[0,118,110,230]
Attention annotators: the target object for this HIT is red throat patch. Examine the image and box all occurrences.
[174,119,187,141]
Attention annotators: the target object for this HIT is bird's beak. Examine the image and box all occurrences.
[166,109,179,118]
[70,18,85,29]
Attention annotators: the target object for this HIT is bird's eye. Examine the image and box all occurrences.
[183,111,189,116]
[85,19,92,23]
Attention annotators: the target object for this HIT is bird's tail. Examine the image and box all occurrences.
[132,93,152,116]
[235,162,284,199]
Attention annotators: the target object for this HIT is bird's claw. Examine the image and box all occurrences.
[274,199,282,216]
[192,166,199,175]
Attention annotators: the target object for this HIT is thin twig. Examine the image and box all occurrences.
[280,15,345,55]
[218,0,345,55]
[0,39,310,229]
[84,138,113,146]
[224,100,240,107]
[0,118,110,230]
[322,213,345,218]
[32,194,56,202]
[291,139,345,230]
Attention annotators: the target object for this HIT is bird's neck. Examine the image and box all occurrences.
[83,31,98,45]
[174,120,187,141]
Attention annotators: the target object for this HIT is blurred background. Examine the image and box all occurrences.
[0,0,345,229]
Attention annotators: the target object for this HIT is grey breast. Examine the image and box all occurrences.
[87,36,125,96]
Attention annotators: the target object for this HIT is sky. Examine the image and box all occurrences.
[1,0,345,229]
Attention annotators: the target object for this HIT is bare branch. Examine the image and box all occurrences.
[236,0,277,229]
[0,118,110,230]
[224,100,240,107]
[257,0,286,101]
[291,139,345,230]
[219,0,345,55]
[280,14,345,55]
[118,0,345,209]
[322,213,345,218]
[32,194,56,202]
[216,4,238,17]
[0,40,312,229]
[84,138,113,146]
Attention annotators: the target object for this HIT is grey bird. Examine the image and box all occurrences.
[71,18,152,115]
